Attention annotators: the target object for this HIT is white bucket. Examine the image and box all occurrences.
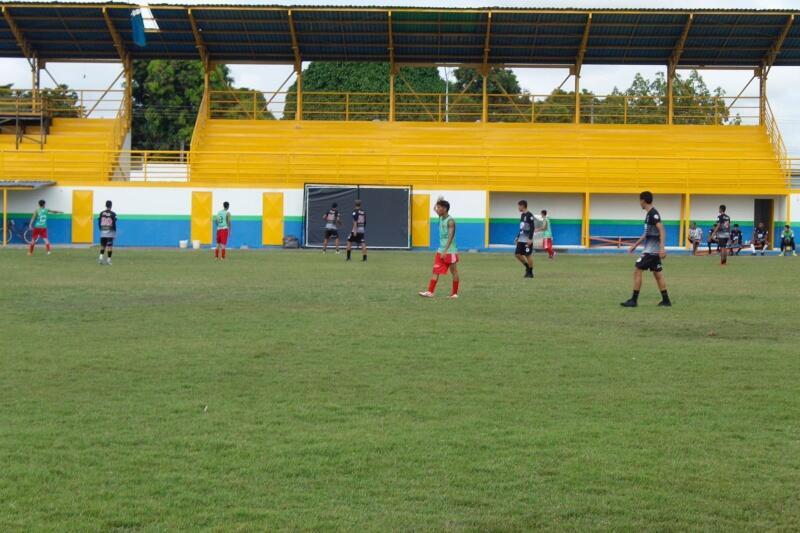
[179,240,188,249]
[192,240,201,250]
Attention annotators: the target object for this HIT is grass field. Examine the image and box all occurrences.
[1,248,799,531]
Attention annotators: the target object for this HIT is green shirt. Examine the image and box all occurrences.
[438,215,457,254]
[783,229,794,239]
[215,209,229,229]
[541,216,552,238]
[33,208,49,229]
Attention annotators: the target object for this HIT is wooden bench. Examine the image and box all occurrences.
[590,235,640,248]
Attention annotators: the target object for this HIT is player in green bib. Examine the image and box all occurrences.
[28,199,63,256]
[214,201,231,260]
[419,198,459,299]
[779,224,796,256]
[540,209,555,259]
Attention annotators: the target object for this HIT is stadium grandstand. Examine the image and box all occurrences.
[0,3,798,249]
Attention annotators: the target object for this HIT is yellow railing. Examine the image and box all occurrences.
[0,89,125,119]
[190,90,209,155]
[764,98,790,179]
[0,148,789,191]
[208,90,761,125]
[790,158,800,190]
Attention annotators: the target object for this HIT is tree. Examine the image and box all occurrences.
[132,60,271,151]
[0,83,79,117]
[449,67,530,122]
[283,62,446,121]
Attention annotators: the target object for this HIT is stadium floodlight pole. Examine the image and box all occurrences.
[668,14,693,126]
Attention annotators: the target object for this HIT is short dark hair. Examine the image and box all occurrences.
[719,204,727,212]
[436,199,450,211]
[786,224,791,229]
[733,223,739,227]
[332,202,338,208]
[639,191,653,204]
[540,209,547,216]
[105,200,112,208]
[223,201,229,209]
[38,199,45,207]
[355,199,362,207]
[518,200,527,208]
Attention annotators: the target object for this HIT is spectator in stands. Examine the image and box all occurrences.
[729,224,744,256]
[687,222,703,256]
[751,222,769,255]
[779,225,796,256]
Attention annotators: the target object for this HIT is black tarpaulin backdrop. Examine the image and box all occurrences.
[304,185,410,248]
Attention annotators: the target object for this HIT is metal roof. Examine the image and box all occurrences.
[0,180,55,189]
[0,4,798,67]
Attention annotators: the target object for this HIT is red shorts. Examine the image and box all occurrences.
[32,228,48,240]
[433,252,459,274]
[216,228,229,245]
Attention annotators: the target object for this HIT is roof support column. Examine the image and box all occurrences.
[668,14,693,126]
[481,72,488,123]
[574,13,591,125]
[287,10,303,121]
[759,14,794,127]
[758,66,767,126]
[103,7,132,128]
[574,72,580,124]
[481,12,492,123]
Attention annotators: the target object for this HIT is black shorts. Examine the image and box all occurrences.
[100,237,114,247]
[324,229,339,239]
[515,241,533,257]
[348,232,365,244]
[716,237,729,248]
[635,253,663,272]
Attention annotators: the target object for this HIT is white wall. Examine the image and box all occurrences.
[417,190,486,220]
[489,192,583,219]
[590,194,681,221]
[690,195,787,223]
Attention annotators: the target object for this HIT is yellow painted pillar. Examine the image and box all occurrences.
[786,194,792,227]
[484,191,490,249]
[678,193,685,247]
[481,73,488,123]
[582,192,590,248]
[411,194,430,248]
[296,69,303,121]
[684,193,692,249]
[667,69,674,125]
[191,191,212,245]
[758,68,767,126]
[2,188,7,247]
[574,73,581,124]
[71,190,94,244]
[262,192,284,246]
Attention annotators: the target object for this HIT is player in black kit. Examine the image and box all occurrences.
[514,200,535,278]
[346,199,367,262]
[621,191,671,307]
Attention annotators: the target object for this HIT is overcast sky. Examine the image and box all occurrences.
[1,0,798,153]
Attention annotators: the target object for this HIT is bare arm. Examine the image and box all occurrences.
[227,211,231,231]
[628,235,644,253]
[29,211,36,226]
[656,221,667,257]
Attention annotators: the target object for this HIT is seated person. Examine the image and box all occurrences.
[751,222,769,255]
[729,224,744,256]
[687,222,703,256]
[706,228,718,255]
[780,225,796,256]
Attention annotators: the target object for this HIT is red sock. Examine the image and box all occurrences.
[428,279,437,293]
[221,248,226,259]
[214,248,219,258]
[46,243,51,252]
[452,280,459,295]
[29,243,34,254]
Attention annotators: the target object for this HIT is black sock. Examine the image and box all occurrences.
[108,250,112,258]
[631,290,640,302]
[362,254,367,261]
[660,290,670,302]
[100,248,105,255]
[346,249,351,260]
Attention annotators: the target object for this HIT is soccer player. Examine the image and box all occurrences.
[779,225,796,256]
[28,199,63,256]
[214,201,231,260]
[621,191,671,308]
[97,200,117,265]
[751,222,769,255]
[729,224,744,256]
[540,209,555,259]
[514,200,535,278]
[419,198,459,299]
[346,199,367,262]
[706,230,718,255]
[710,204,731,266]
[321,202,341,254]
[687,222,703,256]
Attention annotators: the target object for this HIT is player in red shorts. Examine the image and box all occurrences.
[214,201,231,260]
[419,199,459,299]
[28,199,63,256]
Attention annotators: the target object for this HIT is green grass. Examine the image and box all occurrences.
[1,249,799,531]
